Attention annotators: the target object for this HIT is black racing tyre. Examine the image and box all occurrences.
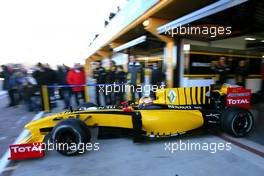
[43,133,51,144]
[51,119,91,156]
[221,107,254,137]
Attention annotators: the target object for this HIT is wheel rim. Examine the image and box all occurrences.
[56,129,79,154]
[232,112,253,135]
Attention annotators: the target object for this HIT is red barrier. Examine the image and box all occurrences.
[226,87,251,109]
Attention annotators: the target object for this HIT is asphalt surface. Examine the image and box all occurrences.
[246,104,264,145]
[0,94,37,158]
[8,131,264,176]
[0,94,264,176]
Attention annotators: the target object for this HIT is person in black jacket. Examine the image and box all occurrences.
[44,64,57,85]
[151,62,164,86]
[32,63,46,86]
[32,63,57,110]
[235,60,248,87]
[93,61,106,106]
[115,65,126,104]
[127,56,143,102]
[57,65,70,108]
[32,63,47,110]
[214,57,230,84]
[0,65,11,91]
[6,68,20,107]
[0,65,15,107]
[44,64,57,109]
[22,74,38,111]
[105,61,117,105]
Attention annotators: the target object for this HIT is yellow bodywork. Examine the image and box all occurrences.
[23,110,133,143]
[211,84,229,96]
[22,108,204,143]
[23,85,231,143]
[140,110,203,136]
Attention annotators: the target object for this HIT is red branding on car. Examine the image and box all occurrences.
[8,143,45,160]
[226,87,251,109]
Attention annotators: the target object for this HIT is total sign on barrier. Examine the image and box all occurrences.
[226,87,251,110]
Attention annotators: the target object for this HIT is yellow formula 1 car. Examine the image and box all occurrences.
[9,84,254,159]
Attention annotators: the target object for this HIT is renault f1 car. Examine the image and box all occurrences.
[8,84,254,160]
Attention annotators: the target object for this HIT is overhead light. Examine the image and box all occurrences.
[261,40,264,42]
[143,20,150,27]
[183,44,190,51]
[244,37,256,41]
[262,55,264,58]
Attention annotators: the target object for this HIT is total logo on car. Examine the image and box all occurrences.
[8,143,45,160]
[10,145,42,153]
[227,99,250,104]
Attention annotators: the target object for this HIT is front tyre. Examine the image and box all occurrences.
[221,107,254,137]
[51,119,91,156]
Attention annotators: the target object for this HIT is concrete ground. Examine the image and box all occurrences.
[7,131,264,176]
[246,104,264,146]
[0,95,37,158]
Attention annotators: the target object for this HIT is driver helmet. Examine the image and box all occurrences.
[138,96,153,109]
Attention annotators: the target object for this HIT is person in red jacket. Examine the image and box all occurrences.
[66,63,86,106]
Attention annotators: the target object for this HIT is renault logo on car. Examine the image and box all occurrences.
[167,90,176,103]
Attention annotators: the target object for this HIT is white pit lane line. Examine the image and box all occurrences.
[0,111,44,175]
[0,91,7,99]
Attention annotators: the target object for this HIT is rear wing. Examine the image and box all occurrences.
[226,87,251,109]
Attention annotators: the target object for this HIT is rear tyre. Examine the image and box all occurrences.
[221,107,254,137]
[51,119,91,156]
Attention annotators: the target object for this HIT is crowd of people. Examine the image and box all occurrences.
[93,60,126,106]
[1,56,263,111]
[213,57,251,87]
[0,58,165,111]
[92,56,165,106]
[0,64,32,108]
[0,63,87,111]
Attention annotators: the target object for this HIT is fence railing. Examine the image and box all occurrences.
[41,83,165,112]
[41,83,133,112]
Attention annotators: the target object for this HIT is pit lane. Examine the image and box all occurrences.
[2,102,264,176]
[6,131,264,176]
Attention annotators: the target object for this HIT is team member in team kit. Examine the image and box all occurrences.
[93,61,107,106]
[214,57,230,84]
[127,55,143,102]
